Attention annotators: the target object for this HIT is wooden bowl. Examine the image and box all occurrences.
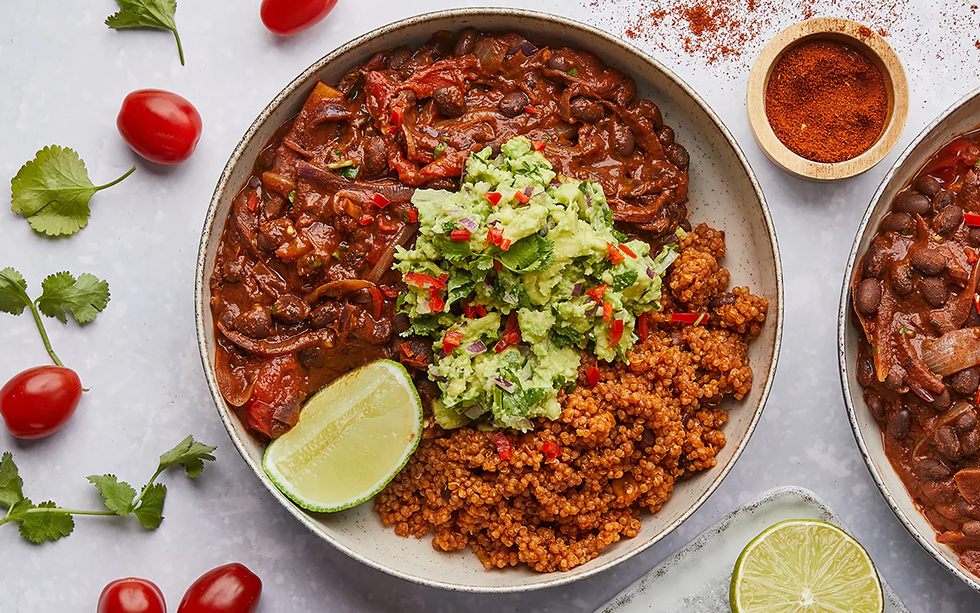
[746,17,909,181]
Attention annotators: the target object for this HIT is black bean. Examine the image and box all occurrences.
[702,392,722,406]
[962,431,980,458]
[865,391,888,420]
[933,190,955,213]
[613,77,636,107]
[234,305,272,339]
[362,136,387,178]
[310,302,341,328]
[957,408,979,432]
[931,389,953,412]
[951,369,980,397]
[970,227,980,247]
[432,85,466,118]
[709,292,737,310]
[219,304,240,330]
[915,175,943,198]
[454,29,478,56]
[936,425,963,461]
[884,368,905,390]
[910,249,947,275]
[888,408,912,438]
[272,295,311,325]
[545,54,573,72]
[385,46,413,70]
[657,125,675,147]
[891,260,915,295]
[863,239,889,279]
[894,191,931,215]
[611,120,635,157]
[855,278,883,315]
[666,144,690,169]
[932,205,963,237]
[499,91,529,118]
[881,212,914,233]
[920,277,949,307]
[964,521,980,537]
[569,96,605,123]
[857,358,876,387]
[914,457,953,481]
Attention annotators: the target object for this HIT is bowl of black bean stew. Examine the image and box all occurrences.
[840,85,980,593]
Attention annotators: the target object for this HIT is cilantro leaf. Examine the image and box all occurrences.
[133,483,167,529]
[440,240,473,262]
[87,475,137,517]
[550,326,582,350]
[157,435,217,478]
[0,452,25,508]
[106,0,185,65]
[10,146,135,237]
[612,270,639,291]
[445,273,475,310]
[0,268,30,316]
[336,166,360,180]
[17,501,75,544]
[499,235,554,273]
[36,272,111,325]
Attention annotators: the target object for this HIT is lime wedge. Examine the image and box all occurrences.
[262,359,423,513]
[730,519,883,613]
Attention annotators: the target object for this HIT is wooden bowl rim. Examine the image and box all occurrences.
[746,17,909,181]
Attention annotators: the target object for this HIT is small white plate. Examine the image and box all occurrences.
[596,486,909,613]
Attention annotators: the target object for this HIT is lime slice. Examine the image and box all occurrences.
[730,519,883,613]
[262,359,423,513]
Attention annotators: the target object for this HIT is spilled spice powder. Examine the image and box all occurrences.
[764,39,888,163]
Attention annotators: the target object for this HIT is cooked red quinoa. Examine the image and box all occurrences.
[376,225,768,572]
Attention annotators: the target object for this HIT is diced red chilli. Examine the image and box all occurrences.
[618,243,637,258]
[450,228,472,242]
[603,301,613,323]
[247,191,258,212]
[405,207,419,223]
[967,248,979,264]
[359,215,375,226]
[485,192,503,206]
[524,105,537,114]
[607,242,625,264]
[965,213,980,227]
[670,312,707,325]
[404,272,445,289]
[585,284,607,302]
[532,140,546,151]
[500,238,512,251]
[381,285,400,298]
[609,319,625,347]
[372,193,391,208]
[586,365,600,387]
[637,312,650,342]
[429,292,445,313]
[492,433,513,460]
[542,441,561,460]
[390,107,404,129]
[493,260,503,271]
[475,304,487,317]
[514,191,530,204]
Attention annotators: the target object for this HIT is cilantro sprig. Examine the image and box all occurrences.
[11,146,135,237]
[0,267,110,366]
[0,436,216,543]
[106,0,185,65]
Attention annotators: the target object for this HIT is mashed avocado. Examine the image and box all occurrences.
[394,137,680,431]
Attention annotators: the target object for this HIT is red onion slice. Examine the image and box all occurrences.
[467,341,487,354]
[493,377,516,393]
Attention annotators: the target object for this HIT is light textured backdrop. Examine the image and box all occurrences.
[1,1,978,610]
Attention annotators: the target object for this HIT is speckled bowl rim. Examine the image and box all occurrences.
[195,7,784,592]
[838,85,980,594]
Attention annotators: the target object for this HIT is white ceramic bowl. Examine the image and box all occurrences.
[839,86,980,593]
[195,8,783,592]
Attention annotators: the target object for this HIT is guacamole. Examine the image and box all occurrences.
[394,137,680,431]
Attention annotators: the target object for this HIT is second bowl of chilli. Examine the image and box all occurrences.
[195,8,783,592]
[840,85,980,593]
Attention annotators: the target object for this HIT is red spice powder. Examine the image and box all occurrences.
[765,39,889,163]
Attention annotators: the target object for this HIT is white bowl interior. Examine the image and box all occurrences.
[196,9,782,592]
[840,89,980,593]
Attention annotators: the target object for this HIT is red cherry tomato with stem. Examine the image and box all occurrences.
[177,563,262,613]
[260,0,338,36]
[0,365,82,439]
[98,578,166,613]
[117,89,203,165]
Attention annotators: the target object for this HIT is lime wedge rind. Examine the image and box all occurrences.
[730,519,883,613]
[262,359,423,514]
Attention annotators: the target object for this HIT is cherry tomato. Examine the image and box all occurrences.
[260,0,338,36]
[177,563,261,613]
[117,89,203,165]
[98,578,166,613]
[0,366,82,439]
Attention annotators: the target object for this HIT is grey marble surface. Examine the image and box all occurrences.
[1,1,979,611]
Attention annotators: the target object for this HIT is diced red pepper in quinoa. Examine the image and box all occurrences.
[637,312,650,342]
[542,441,561,460]
[585,365,600,388]
[492,432,513,460]
[670,312,708,325]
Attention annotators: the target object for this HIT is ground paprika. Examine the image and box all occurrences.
[764,38,889,163]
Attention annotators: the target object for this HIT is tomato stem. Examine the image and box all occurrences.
[94,165,136,192]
